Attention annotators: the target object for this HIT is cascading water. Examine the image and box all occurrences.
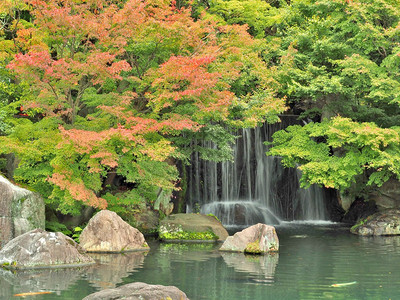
[186,117,329,228]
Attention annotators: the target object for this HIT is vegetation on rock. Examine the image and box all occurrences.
[244,240,262,254]
[159,230,218,241]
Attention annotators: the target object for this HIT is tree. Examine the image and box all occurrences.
[268,117,400,197]
[205,0,400,201]
[1,0,285,214]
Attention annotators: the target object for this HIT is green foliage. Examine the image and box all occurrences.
[350,217,371,232]
[159,230,219,241]
[205,0,400,198]
[0,117,60,199]
[45,220,72,236]
[72,226,83,243]
[268,117,400,194]
[206,213,221,223]
[208,0,280,38]
[104,189,147,220]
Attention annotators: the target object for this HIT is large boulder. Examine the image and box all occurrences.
[0,229,94,269]
[83,282,189,300]
[0,176,45,248]
[219,223,279,254]
[159,213,228,242]
[369,179,400,211]
[351,209,400,236]
[80,210,149,252]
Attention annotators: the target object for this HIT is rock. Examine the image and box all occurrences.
[0,229,94,269]
[79,210,149,252]
[83,282,189,300]
[219,223,279,254]
[351,209,400,236]
[159,213,229,242]
[0,181,13,217]
[0,176,45,248]
[342,198,377,224]
[369,179,400,211]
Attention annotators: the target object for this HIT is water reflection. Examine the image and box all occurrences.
[221,253,279,284]
[0,266,88,298]
[159,242,220,262]
[358,234,400,250]
[0,251,149,298]
[87,252,148,289]
[4,227,400,300]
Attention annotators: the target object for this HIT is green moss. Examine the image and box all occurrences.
[351,216,371,231]
[206,213,221,223]
[160,230,218,241]
[1,261,17,270]
[244,240,262,254]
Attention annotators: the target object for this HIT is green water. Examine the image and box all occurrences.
[2,223,400,299]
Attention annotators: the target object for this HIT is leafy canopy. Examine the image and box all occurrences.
[1,0,285,213]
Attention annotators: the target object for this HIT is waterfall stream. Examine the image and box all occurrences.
[186,118,329,228]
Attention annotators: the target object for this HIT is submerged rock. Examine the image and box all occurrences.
[79,210,149,252]
[0,176,45,248]
[159,213,229,242]
[219,223,279,254]
[83,282,189,300]
[0,229,94,269]
[351,209,400,236]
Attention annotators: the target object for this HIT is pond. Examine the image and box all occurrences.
[1,222,400,299]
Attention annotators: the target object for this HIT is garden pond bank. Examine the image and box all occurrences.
[2,222,400,299]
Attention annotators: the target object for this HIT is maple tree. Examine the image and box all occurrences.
[0,0,285,214]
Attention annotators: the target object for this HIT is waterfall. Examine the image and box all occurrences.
[186,118,328,228]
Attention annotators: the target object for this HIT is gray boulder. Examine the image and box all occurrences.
[80,210,149,252]
[0,229,94,269]
[83,282,189,300]
[369,179,400,211]
[159,213,229,242]
[219,223,279,254]
[351,209,400,236]
[0,176,45,248]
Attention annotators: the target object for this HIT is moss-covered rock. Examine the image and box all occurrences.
[351,209,400,236]
[159,213,228,242]
[80,210,149,252]
[0,229,94,269]
[0,176,45,248]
